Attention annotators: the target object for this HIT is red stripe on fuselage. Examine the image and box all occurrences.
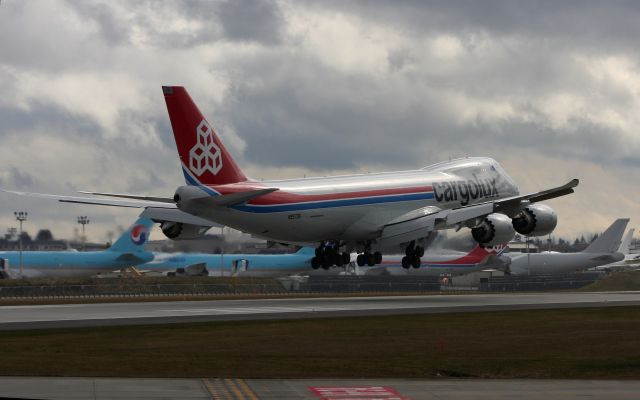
[381,246,492,266]
[205,184,434,205]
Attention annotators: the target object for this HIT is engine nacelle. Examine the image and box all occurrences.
[471,213,515,246]
[511,203,557,237]
[161,222,210,240]
[173,185,209,214]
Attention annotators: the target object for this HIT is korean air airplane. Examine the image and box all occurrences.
[140,247,315,277]
[0,218,154,279]
[6,86,579,271]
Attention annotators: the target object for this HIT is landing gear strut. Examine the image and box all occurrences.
[356,242,383,267]
[311,242,350,270]
[402,241,424,269]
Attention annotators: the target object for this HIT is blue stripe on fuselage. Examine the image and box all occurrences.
[230,192,435,213]
[182,167,434,213]
[182,167,220,196]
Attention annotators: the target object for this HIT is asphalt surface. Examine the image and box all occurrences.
[0,377,639,399]
[1,291,640,330]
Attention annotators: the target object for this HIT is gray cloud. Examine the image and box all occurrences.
[0,0,638,240]
[218,0,284,45]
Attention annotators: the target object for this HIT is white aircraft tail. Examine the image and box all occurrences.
[584,218,630,254]
[617,228,635,255]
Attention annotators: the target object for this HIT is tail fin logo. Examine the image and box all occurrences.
[189,120,222,176]
[130,224,150,245]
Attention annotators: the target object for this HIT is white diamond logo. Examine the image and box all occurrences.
[189,120,222,176]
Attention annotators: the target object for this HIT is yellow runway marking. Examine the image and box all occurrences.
[225,378,247,399]
[202,378,234,400]
[235,379,259,400]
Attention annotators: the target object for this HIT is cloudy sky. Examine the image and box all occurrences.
[0,0,638,243]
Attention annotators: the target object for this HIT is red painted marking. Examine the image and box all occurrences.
[309,386,408,400]
[205,183,434,205]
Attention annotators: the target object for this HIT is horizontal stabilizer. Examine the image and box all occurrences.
[0,188,176,209]
[78,191,175,203]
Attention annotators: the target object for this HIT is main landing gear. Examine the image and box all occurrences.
[401,241,424,269]
[355,242,382,267]
[311,243,350,270]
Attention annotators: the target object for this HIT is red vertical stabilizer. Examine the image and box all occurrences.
[163,86,247,186]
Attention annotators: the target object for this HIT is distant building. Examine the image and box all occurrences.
[0,228,107,252]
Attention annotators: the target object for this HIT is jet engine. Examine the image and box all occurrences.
[471,213,516,246]
[511,203,557,236]
[160,221,210,240]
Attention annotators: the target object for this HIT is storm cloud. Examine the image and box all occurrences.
[0,0,637,241]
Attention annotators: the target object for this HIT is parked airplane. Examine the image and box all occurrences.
[357,244,509,276]
[5,86,579,270]
[594,228,636,271]
[0,218,154,279]
[505,218,629,275]
[140,247,315,277]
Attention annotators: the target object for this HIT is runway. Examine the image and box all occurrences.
[0,377,639,399]
[1,291,640,330]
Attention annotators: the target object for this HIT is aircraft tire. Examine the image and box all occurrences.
[415,246,425,258]
[401,256,411,269]
[356,254,365,266]
[311,257,320,269]
[411,256,421,269]
[321,256,331,269]
[366,253,375,266]
[374,251,382,264]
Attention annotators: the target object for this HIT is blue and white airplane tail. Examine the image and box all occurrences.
[108,217,155,253]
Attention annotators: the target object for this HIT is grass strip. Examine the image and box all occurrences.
[1,307,639,379]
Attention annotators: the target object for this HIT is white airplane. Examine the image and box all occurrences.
[356,244,509,277]
[4,86,579,270]
[506,218,629,275]
[593,228,636,271]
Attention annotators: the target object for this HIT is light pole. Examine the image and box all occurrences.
[77,216,90,251]
[14,211,27,277]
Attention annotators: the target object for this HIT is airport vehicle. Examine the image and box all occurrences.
[5,86,579,270]
[140,247,315,277]
[0,218,154,279]
[506,218,629,275]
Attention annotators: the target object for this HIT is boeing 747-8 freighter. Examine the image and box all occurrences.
[5,86,579,270]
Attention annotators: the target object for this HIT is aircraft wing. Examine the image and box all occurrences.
[0,188,176,209]
[380,179,578,246]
